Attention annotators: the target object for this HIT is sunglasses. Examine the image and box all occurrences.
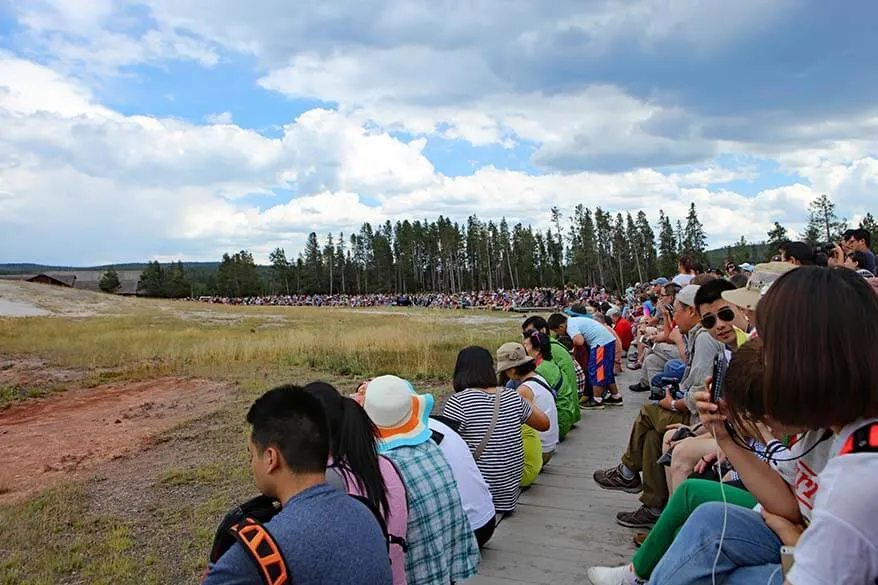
[700,306,735,329]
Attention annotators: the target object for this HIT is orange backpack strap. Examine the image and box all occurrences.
[838,422,878,455]
[229,518,291,585]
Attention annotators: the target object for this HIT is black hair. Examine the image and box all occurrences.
[781,241,817,266]
[648,294,658,303]
[246,385,329,474]
[693,278,736,309]
[730,273,749,288]
[522,315,548,333]
[303,382,388,513]
[663,282,681,298]
[849,228,872,247]
[510,360,538,377]
[547,313,567,331]
[556,334,574,351]
[678,254,696,273]
[850,251,869,270]
[453,346,497,392]
[524,331,553,361]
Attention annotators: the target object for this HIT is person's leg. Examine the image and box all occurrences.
[589,345,607,403]
[638,406,686,509]
[648,502,783,585]
[474,516,496,549]
[667,436,717,495]
[520,425,543,487]
[631,479,758,580]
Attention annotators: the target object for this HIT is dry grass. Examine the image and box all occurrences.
[0,286,526,583]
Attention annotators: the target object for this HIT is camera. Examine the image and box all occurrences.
[650,378,680,402]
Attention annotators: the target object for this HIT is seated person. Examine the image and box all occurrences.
[203,386,392,585]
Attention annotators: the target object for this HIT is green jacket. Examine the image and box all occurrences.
[546,341,581,437]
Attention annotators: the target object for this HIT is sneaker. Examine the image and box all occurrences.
[587,564,644,585]
[633,532,648,548]
[616,505,661,528]
[628,381,650,393]
[628,362,642,370]
[603,395,624,407]
[601,389,611,400]
[593,465,642,493]
[580,398,605,410]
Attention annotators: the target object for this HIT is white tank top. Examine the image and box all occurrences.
[521,375,559,453]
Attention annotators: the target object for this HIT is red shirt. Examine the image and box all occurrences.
[614,318,634,351]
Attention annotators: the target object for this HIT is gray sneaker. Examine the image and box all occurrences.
[616,505,661,528]
[593,464,642,493]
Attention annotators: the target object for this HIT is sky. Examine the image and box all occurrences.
[1,0,877,265]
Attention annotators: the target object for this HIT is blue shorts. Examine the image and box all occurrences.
[588,343,616,387]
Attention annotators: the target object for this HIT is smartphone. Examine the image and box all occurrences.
[780,546,795,575]
[711,353,729,403]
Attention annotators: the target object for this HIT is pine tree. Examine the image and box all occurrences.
[859,213,878,250]
[658,211,678,277]
[269,248,291,295]
[137,261,165,297]
[99,268,121,293]
[636,211,658,279]
[807,194,846,243]
[683,202,707,265]
[550,206,565,285]
[766,221,789,256]
[302,232,324,293]
[164,261,190,298]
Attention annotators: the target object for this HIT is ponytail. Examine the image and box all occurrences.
[303,382,389,514]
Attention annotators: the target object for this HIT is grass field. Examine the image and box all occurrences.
[0,282,522,584]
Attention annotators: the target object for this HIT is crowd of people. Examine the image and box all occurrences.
[195,286,606,310]
[201,236,878,585]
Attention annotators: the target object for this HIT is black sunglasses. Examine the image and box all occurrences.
[700,306,735,329]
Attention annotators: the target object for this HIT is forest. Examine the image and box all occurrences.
[126,196,875,297]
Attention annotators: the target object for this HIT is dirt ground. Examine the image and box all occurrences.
[0,376,234,502]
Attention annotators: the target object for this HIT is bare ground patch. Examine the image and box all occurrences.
[0,377,234,503]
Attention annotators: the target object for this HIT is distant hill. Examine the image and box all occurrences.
[0,262,221,275]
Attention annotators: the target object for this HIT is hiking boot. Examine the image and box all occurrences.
[580,398,605,410]
[628,381,650,393]
[593,465,642,493]
[633,532,648,548]
[616,506,661,528]
[603,395,624,407]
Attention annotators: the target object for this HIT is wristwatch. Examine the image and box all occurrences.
[670,400,679,412]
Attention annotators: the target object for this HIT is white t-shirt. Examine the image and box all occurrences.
[519,375,559,454]
[787,418,878,585]
[427,418,496,530]
[672,273,695,286]
[764,429,834,521]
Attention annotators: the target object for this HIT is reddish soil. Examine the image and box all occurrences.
[0,377,233,501]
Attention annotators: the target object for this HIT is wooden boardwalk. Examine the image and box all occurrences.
[467,369,647,585]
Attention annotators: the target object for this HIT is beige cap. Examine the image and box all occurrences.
[722,262,796,311]
[496,342,534,373]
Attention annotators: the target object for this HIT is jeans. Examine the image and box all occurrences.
[620,403,687,508]
[632,479,758,579]
[649,502,784,585]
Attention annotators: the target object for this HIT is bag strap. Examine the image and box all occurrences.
[229,518,291,585]
[474,389,502,461]
[524,375,558,399]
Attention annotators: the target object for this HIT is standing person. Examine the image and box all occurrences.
[204,386,392,585]
[443,347,549,514]
[672,255,697,286]
[360,375,480,585]
[522,316,581,431]
[547,313,622,409]
[498,342,559,465]
[304,382,407,585]
[845,227,876,273]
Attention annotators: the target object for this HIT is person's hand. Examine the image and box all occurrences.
[352,381,369,406]
[660,389,675,411]
[827,243,846,267]
[669,327,683,346]
[694,386,730,441]
[694,451,717,474]
[761,509,804,546]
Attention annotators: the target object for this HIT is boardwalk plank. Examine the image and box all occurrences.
[464,370,647,584]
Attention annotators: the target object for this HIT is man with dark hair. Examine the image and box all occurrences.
[845,228,876,273]
[204,386,392,585]
[592,285,725,529]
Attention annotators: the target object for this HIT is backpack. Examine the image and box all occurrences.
[838,421,878,455]
[207,488,404,585]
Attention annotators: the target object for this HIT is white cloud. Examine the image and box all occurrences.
[205,111,233,124]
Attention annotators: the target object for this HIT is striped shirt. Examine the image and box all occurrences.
[382,441,479,585]
[442,388,533,512]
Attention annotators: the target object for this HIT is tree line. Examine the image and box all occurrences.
[120,195,876,298]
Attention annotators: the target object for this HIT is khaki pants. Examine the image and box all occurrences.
[621,403,687,509]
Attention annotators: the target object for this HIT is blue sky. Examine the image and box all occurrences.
[0,0,877,265]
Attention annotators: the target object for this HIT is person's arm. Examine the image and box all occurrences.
[202,543,261,585]
[572,333,585,347]
[603,323,623,365]
[669,327,686,361]
[519,393,549,431]
[441,394,466,429]
[694,390,803,523]
[680,334,721,410]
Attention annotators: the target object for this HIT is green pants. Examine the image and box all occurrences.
[520,425,543,487]
[632,478,758,579]
[620,403,687,508]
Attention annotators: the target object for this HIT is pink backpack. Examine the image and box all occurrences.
[334,456,409,585]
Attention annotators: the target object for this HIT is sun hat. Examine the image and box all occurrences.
[361,375,434,453]
[721,262,795,311]
[496,342,534,373]
[651,277,670,286]
[675,284,700,307]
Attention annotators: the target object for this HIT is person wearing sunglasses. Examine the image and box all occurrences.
[695,279,750,349]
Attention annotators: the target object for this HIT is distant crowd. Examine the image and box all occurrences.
[202,234,878,585]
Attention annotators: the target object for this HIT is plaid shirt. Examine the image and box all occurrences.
[383,441,480,585]
[573,358,587,398]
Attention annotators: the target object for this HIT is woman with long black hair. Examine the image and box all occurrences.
[303,382,408,585]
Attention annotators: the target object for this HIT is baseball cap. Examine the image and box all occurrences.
[676,284,700,307]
